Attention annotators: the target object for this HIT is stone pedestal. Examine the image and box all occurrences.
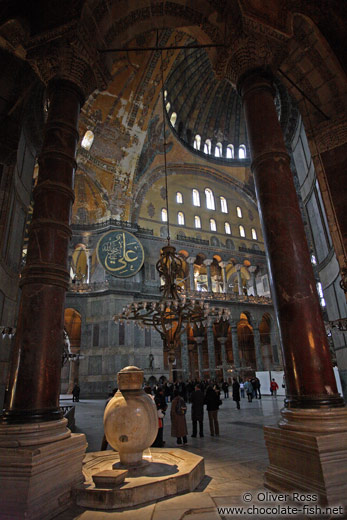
[264,425,347,508]
[0,419,87,520]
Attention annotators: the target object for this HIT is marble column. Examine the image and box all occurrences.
[219,261,228,293]
[204,259,213,293]
[3,79,83,423]
[238,68,342,410]
[231,321,240,369]
[87,253,93,283]
[235,264,243,295]
[195,336,204,380]
[207,324,216,380]
[180,333,189,381]
[187,256,195,291]
[253,325,264,371]
[218,336,228,381]
[248,265,258,296]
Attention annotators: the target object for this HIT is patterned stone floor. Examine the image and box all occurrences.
[55,395,342,519]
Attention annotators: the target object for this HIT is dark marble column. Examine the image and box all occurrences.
[238,68,343,409]
[2,79,83,423]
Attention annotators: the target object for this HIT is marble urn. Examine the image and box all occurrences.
[103,366,158,466]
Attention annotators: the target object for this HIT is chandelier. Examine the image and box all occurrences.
[113,41,231,379]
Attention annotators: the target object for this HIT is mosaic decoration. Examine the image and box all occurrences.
[96,230,144,278]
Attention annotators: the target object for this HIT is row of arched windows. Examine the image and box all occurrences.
[161,208,257,239]
[164,91,247,160]
[176,189,244,217]
[193,135,247,159]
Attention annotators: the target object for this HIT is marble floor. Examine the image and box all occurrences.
[55,395,340,520]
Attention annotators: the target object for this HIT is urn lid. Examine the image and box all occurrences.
[117,366,143,390]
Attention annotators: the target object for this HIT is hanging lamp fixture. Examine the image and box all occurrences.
[113,34,231,379]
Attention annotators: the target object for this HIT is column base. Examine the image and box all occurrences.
[0,419,87,520]
[264,408,347,508]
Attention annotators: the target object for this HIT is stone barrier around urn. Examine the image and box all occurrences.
[103,366,158,467]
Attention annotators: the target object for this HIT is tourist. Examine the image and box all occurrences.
[205,384,221,436]
[240,380,245,398]
[244,379,253,402]
[232,378,241,410]
[270,378,279,397]
[190,384,204,438]
[170,389,188,445]
[253,376,261,399]
[72,382,80,402]
[222,380,229,398]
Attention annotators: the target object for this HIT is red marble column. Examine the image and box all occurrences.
[238,68,344,409]
[2,79,83,422]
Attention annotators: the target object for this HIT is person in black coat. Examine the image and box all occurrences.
[190,384,204,437]
[204,385,221,436]
[232,378,241,409]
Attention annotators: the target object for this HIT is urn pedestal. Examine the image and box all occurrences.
[103,366,157,466]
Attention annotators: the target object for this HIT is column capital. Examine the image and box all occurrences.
[219,30,287,87]
[26,20,111,102]
[187,257,196,264]
[204,259,213,267]
[248,265,258,273]
[235,263,242,271]
[219,261,228,268]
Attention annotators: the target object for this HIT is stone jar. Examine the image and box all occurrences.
[103,366,158,466]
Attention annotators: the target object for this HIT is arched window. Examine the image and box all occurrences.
[161,208,168,222]
[239,225,245,237]
[238,144,246,159]
[251,228,257,240]
[210,218,217,231]
[166,102,170,112]
[224,222,231,234]
[81,130,94,151]
[220,196,228,213]
[176,192,183,204]
[192,189,200,206]
[204,139,211,154]
[193,134,201,150]
[236,206,242,218]
[226,144,234,159]
[214,142,223,158]
[205,188,215,210]
[178,211,185,225]
[170,112,177,127]
[194,215,201,228]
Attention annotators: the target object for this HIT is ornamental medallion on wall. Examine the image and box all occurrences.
[96,230,144,278]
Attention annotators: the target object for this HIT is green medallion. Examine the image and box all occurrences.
[96,230,144,278]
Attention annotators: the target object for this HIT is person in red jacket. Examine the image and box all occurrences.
[270,379,279,397]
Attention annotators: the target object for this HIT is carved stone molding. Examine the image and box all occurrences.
[26,21,110,101]
[307,114,347,154]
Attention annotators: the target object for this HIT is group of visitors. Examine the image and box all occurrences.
[146,381,230,446]
[239,376,261,402]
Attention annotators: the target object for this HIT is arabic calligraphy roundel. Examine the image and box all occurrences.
[96,230,144,278]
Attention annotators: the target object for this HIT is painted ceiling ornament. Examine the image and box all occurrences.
[96,230,144,278]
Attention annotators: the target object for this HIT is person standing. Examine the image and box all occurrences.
[222,381,229,398]
[232,378,241,410]
[252,376,261,399]
[205,384,221,436]
[190,384,204,438]
[72,382,80,402]
[240,380,245,398]
[244,379,253,402]
[171,389,188,445]
[270,378,279,397]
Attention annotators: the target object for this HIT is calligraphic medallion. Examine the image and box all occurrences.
[96,230,144,278]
